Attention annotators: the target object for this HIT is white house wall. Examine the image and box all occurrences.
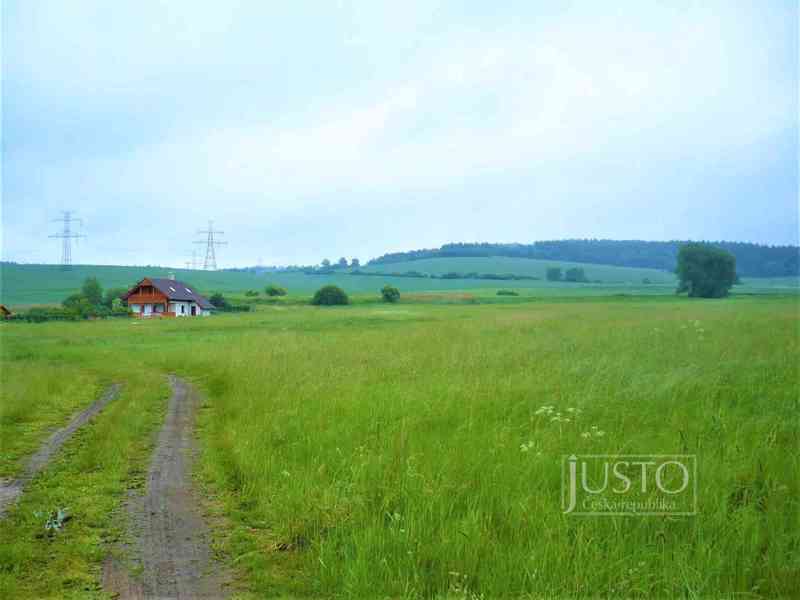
[170,301,191,316]
[129,300,208,317]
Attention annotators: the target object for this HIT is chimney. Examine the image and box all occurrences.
[169,272,175,281]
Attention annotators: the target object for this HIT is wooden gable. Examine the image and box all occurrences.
[125,278,169,305]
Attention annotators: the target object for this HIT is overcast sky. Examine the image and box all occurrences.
[2,1,797,267]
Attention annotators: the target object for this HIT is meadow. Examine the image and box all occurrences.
[0,294,797,598]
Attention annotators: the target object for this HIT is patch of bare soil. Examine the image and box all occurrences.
[0,383,121,518]
[103,375,227,599]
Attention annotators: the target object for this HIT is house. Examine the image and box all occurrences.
[123,277,214,318]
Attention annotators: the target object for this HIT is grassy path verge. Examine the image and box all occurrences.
[0,384,121,517]
[0,370,168,598]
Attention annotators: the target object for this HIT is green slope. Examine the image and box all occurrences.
[364,256,676,282]
[1,261,796,307]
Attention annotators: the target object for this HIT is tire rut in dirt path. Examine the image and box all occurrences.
[103,375,227,600]
[0,383,121,518]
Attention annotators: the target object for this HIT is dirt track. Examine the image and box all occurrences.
[103,375,226,599]
[0,383,121,518]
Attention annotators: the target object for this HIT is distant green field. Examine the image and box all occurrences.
[364,255,676,282]
[1,261,797,307]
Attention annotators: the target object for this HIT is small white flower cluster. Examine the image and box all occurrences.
[534,405,582,424]
[580,426,606,439]
[680,319,706,340]
[519,440,542,455]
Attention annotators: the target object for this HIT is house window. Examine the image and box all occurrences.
[180,304,185,314]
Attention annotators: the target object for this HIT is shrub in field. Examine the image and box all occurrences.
[62,293,85,309]
[564,267,588,282]
[103,287,128,308]
[546,267,562,281]
[209,292,229,309]
[311,285,349,306]
[245,289,260,297]
[676,243,737,298]
[381,284,400,303]
[264,284,287,297]
[222,304,251,312]
[496,289,519,296]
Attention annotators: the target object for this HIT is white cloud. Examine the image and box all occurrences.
[113,7,792,206]
[4,0,797,265]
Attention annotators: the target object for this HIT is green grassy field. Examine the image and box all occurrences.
[1,295,798,598]
[363,255,677,282]
[2,261,797,307]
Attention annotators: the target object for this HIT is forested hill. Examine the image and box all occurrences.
[368,240,800,277]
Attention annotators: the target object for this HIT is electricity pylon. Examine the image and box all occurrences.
[48,211,86,270]
[194,221,227,270]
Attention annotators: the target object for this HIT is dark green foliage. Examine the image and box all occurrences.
[642,278,652,284]
[351,258,360,268]
[381,285,400,303]
[81,277,103,306]
[13,307,81,322]
[221,304,251,312]
[337,257,348,269]
[244,290,260,297]
[102,287,128,308]
[369,240,799,277]
[209,292,250,312]
[209,292,229,309]
[676,243,737,298]
[546,267,562,282]
[321,259,331,268]
[564,267,588,282]
[264,284,287,297]
[311,285,349,306]
[496,289,519,296]
[62,293,85,310]
[59,277,122,318]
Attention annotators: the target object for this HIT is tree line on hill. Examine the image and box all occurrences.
[367,240,799,278]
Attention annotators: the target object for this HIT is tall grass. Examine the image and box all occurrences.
[0,297,797,597]
[166,299,798,597]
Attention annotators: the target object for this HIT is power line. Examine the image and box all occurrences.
[184,249,199,270]
[48,211,86,270]
[194,221,227,270]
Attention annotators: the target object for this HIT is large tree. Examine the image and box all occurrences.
[81,277,103,306]
[676,243,737,298]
